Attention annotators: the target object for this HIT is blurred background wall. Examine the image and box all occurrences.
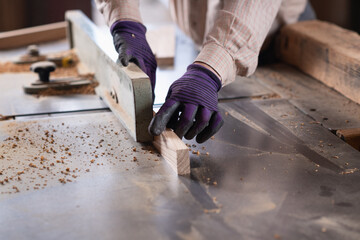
[0,0,359,33]
[310,0,360,33]
[0,0,91,31]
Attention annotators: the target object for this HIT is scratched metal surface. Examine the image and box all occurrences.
[183,100,360,239]
[1,101,360,239]
[218,75,274,100]
[1,2,360,237]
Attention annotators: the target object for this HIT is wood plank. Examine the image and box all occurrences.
[67,11,189,175]
[337,128,360,151]
[153,128,190,175]
[66,10,153,142]
[279,20,360,105]
[146,25,175,66]
[0,22,67,50]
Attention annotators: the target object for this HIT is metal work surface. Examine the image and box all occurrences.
[1,4,360,238]
[183,102,360,240]
[1,100,360,239]
[1,44,360,239]
[0,73,107,117]
[218,75,275,100]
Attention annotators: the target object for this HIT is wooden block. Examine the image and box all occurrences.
[0,22,67,50]
[146,25,176,66]
[279,20,360,105]
[337,128,360,151]
[153,129,190,175]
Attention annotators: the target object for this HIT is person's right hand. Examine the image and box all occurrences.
[148,63,224,143]
[111,21,157,100]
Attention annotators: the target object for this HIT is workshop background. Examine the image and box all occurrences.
[0,0,359,33]
[1,0,360,239]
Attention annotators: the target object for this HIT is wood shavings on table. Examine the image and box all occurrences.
[0,49,98,96]
[35,75,98,97]
[0,115,161,196]
[0,49,79,77]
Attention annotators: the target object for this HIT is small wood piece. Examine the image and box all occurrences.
[153,129,190,175]
[337,128,360,151]
[279,20,360,105]
[0,22,67,50]
[146,25,176,66]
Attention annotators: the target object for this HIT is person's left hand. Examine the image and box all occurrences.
[148,63,224,143]
[111,21,157,100]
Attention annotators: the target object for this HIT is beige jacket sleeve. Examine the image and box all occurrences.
[196,0,307,86]
[171,0,307,86]
[94,0,143,26]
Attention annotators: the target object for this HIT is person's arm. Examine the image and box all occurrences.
[149,0,297,143]
[195,0,284,86]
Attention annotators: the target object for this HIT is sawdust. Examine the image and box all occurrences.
[0,62,32,73]
[0,117,160,195]
[251,93,281,100]
[0,49,99,96]
[341,168,359,175]
[35,76,99,97]
[0,61,79,77]
[0,115,13,121]
[0,49,79,77]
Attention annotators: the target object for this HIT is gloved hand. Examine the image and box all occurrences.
[149,63,224,143]
[111,21,157,100]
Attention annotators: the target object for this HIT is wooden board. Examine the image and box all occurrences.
[67,11,189,175]
[279,20,360,105]
[0,22,67,50]
[153,128,190,175]
[146,25,175,66]
[66,11,153,142]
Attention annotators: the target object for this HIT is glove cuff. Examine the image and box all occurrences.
[187,64,222,92]
[110,20,147,37]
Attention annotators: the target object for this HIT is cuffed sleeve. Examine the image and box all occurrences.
[195,42,236,86]
[198,0,283,86]
[95,0,142,26]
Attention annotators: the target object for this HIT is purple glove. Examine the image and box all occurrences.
[149,64,224,143]
[111,21,157,100]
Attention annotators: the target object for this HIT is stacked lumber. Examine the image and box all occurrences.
[279,20,360,105]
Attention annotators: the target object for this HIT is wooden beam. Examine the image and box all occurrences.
[153,129,190,175]
[146,25,175,66]
[66,11,153,142]
[67,11,189,174]
[0,22,67,50]
[279,20,360,105]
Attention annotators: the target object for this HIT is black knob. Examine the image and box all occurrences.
[30,61,56,83]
